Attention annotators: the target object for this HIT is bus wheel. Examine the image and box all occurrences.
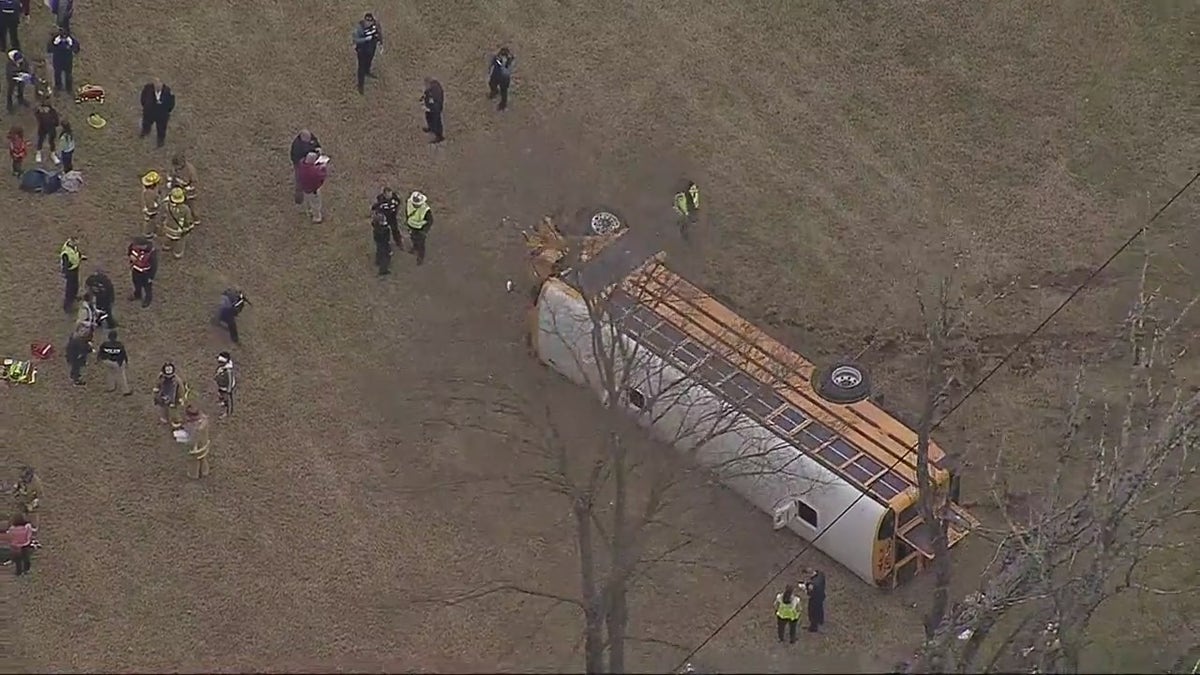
[813,359,871,404]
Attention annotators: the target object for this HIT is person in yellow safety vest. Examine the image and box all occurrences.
[673,180,700,239]
[141,170,163,238]
[152,362,189,430]
[167,152,200,225]
[59,236,85,313]
[163,187,196,259]
[405,190,433,265]
[774,584,801,644]
[182,405,212,479]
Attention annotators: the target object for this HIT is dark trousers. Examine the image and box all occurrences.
[131,271,153,305]
[140,112,169,145]
[218,309,240,343]
[5,80,25,111]
[0,15,19,52]
[36,126,56,151]
[53,59,73,92]
[63,268,79,311]
[385,214,402,245]
[14,545,32,575]
[96,297,116,327]
[408,226,427,264]
[424,111,443,141]
[60,148,73,171]
[488,74,510,109]
[68,356,85,382]
[355,45,375,91]
[777,617,798,643]
[374,238,392,275]
[10,156,21,176]
[807,599,824,631]
[219,390,234,416]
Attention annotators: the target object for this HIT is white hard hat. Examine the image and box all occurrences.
[409,191,427,206]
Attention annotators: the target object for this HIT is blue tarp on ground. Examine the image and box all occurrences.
[19,169,63,194]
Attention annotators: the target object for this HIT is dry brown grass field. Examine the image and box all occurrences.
[3,0,1198,672]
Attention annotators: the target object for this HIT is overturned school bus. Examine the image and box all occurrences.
[524,215,978,587]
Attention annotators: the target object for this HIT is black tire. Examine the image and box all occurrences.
[813,359,871,404]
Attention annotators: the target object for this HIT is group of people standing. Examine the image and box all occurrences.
[774,569,827,643]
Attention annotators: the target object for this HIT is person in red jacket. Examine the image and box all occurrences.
[296,151,327,223]
[7,123,27,176]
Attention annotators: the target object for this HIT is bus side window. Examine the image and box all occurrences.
[878,508,896,541]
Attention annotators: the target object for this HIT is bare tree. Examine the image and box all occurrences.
[906,254,1200,673]
[435,223,830,673]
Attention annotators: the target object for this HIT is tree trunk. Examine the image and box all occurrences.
[605,432,629,674]
[575,497,607,674]
[915,309,952,645]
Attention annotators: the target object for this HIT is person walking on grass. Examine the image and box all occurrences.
[182,405,212,479]
[7,123,26,176]
[8,515,34,576]
[296,151,327,223]
[404,190,433,265]
[487,46,515,110]
[97,330,131,395]
[420,76,444,143]
[351,12,383,94]
[804,568,826,633]
[775,584,801,644]
[57,118,73,170]
[46,25,79,94]
[32,97,57,164]
[139,77,175,147]
[167,152,200,225]
[59,235,84,312]
[65,321,92,385]
[127,235,157,307]
[371,209,392,275]
[214,351,235,418]
[289,128,321,204]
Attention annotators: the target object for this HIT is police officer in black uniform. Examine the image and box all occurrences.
[421,77,445,143]
[351,12,383,94]
[372,186,402,245]
[84,269,117,329]
[487,47,515,110]
[371,211,392,276]
[0,0,21,53]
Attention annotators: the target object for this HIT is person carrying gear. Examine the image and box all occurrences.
[140,170,163,238]
[64,321,91,385]
[11,466,42,532]
[371,210,392,276]
[351,12,383,94]
[774,584,801,644]
[215,288,249,343]
[127,236,157,307]
[214,351,236,418]
[153,362,189,430]
[163,187,196,259]
[84,269,116,328]
[59,235,84,313]
[673,180,700,239]
[405,191,433,265]
[180,405,212,479]
[372,186,402,245]
[2,357,36,384]
[487,46,515,110]
[167,152,199,225]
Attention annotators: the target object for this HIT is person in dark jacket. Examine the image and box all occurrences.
[420,77,444,143]
[487,47,514,110]
[127,236,157,307]
[805,568,826,632]
[139,78,175,147]
[46,26,79,93]
[372,186,402,245]
[351,12,382,94]
[0,0,21,53]
[289,129,320,204]
[32,98,57,164]
[97,330,131,395]
[65,322,91,385]
[215,288,249,344]
[49,0,71,31]
[5,49,29,112]
[85,269,116,328]
[371,210,392,276]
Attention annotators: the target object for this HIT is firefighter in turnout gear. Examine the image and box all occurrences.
[673,180,700,239]
[182,405,212,479]
[140,170,163,238]
[163,187,195,259]
[167,152,199,225]
[214,351,236,418]
[371,210,392,275]
[405,191,433,265]
[153,362,189,430]
[127,236,157,307]
[59,236,84,313]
